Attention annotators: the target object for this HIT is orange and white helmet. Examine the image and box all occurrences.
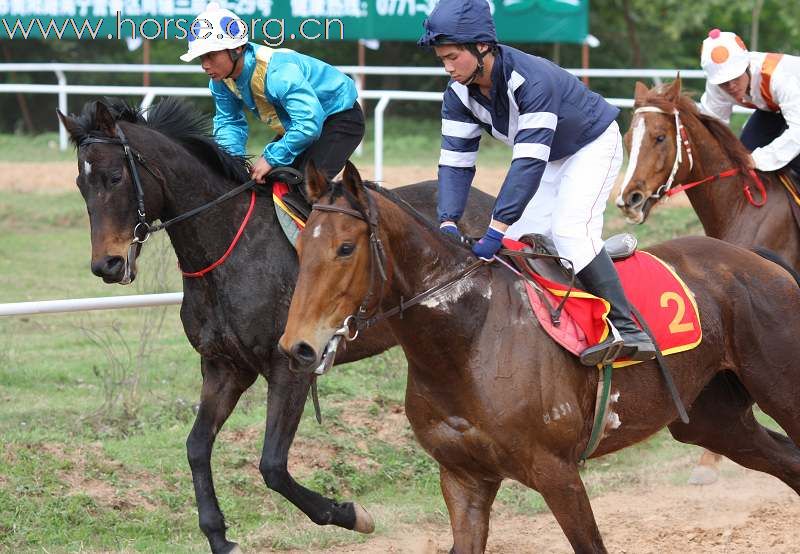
[700,28,749,85]
[180,2,249,62]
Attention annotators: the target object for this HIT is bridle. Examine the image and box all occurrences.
[632,106,695,200]
[78,124,296,280]
[306,183,484,375]
[631,105,767,207]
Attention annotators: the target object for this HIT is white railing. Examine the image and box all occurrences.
[0,293,183,316]
[0,63,756,181]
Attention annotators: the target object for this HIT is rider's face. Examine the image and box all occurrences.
[719,71,751,104]
[200,50,235,81]
[434,45,478,85]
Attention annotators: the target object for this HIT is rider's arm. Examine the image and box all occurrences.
[263,63,325,167]
[492,78,559,226]
[210,80,249,157]
[751,72,800,171]
[699,82,734,124]
[437,85,483,223]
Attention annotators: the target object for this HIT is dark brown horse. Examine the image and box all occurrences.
[56,98,495,553]
[617,77,800,483]
[280,162,800,553]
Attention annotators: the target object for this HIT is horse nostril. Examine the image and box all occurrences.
[628,191,644,208]
[91,256,125,279]
[291,342,318,367]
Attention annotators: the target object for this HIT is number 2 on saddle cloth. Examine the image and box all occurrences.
[502,238,702,368]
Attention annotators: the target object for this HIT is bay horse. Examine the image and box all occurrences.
[56,98,495,553]
[280,161,800,553]
[617,77,800,483]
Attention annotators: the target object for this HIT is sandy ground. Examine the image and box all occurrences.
[282,459,800,554]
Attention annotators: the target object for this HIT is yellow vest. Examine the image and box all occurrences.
[222,46,286,135]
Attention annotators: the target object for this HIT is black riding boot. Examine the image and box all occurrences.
[577,248,657,366]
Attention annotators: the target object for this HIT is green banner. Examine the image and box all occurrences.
[0,0,588,43]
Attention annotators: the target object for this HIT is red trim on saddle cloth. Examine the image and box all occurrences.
[272,181,306,230]
[502,239,702,367]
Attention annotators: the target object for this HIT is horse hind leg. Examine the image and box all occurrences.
[259,363,374,533]
[187,357,257,554]
[439,466,501,554]
[687,449,724,486]
[669,371,800,494]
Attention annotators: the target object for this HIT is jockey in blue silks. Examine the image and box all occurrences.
[419,0,656,365]
[180,2,363,184]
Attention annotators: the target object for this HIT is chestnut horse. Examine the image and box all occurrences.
[280,162,800,553]
[617,77,800,483]
[56,98,495,553]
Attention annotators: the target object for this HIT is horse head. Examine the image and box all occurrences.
[57,100,167,284]
[279,161,390,373]
[616,77,699,224]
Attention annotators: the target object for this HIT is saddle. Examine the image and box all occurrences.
[503,232,638,288]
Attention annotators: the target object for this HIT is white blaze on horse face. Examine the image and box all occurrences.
[84,161,92,176]
[617,115,647,207]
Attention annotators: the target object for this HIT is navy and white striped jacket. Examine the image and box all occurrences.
[438,45,619,225]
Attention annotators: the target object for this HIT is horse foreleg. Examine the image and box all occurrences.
[531,456,607,554]
[259,366,374,532]
[187,357,256,554]
[439,465,501,554]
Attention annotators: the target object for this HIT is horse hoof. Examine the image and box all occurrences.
[687,464,719,486]
[353,503,375,534]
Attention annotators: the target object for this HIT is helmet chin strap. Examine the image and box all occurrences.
[463,44,491,86]
[223,49,242,80]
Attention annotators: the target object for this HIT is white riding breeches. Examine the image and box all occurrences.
[505,120,623,273]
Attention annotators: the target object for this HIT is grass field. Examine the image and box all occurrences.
[0,127,750,552]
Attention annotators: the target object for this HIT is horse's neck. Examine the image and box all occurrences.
[377,198,491,376]
[157,159,280,274]
[683,118,750,238]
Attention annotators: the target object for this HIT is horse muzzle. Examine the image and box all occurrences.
[616,187,650,225]
[278,339,321,374]
[90,242,140,285]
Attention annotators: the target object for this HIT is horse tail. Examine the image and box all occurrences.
[753,247,800,288]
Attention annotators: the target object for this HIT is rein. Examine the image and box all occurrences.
[310,198,485,334]
[633,106,767,207]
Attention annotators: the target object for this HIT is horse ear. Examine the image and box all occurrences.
[303,159,329,202]
[633,81,649,106]
[341,161,363,195]
[94,101,117,137]
[664,74,682,103]
[56,109,82,144]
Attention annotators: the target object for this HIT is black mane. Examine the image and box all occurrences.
[69,97,250,184]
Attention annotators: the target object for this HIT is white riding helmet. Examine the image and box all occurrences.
[700,28,750,85]
[180,2,249,62]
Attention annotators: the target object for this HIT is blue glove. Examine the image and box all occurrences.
[439,221,464,242]
[472,227,504,261]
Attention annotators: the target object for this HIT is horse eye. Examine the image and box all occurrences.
[656,135,666,143]
[337,243,355,257]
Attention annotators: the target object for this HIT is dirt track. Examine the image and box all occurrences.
[280,458,800,554]
[0,161,693,209]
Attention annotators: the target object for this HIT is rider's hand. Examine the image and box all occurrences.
[472,227,505,261]
[251,156,273,184]
[439,221,464,242]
